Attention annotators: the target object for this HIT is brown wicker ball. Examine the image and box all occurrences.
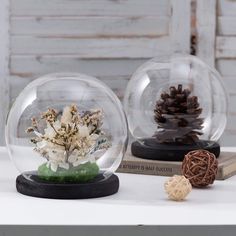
[182,149,218,188]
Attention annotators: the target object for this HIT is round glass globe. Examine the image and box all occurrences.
[124,54,227,147]
[6,73,128,183]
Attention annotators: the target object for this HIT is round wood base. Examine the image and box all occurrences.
[131,139,220,161]
[16,173,119,199]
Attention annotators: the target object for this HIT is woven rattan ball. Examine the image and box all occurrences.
[164,175,192,201]
[182,149,218,188]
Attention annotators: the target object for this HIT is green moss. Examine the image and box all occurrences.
[38,162,99,183]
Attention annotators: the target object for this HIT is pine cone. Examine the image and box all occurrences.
[154,84,203,144]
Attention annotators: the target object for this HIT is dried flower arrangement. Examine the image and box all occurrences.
[26,104,111,183]
[154,84,203,144]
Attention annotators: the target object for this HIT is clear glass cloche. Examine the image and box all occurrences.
[124,54,227,161]
[6,73,128,184]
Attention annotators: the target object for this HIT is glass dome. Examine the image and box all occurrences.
[124,54,227,160]
[6,73,128,184]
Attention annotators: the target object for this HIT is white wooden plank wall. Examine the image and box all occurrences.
[9,0,193,101]
[170,0,191,54]
[11,0,236,146]
[196,0,216,67]
[193,0,236,145]
[5,0,236,146]
[9,0,175,104]
[0,0,9,144]
[7,0,193,145]
[214,0,236,145]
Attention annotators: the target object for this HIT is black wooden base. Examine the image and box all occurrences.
[131,138,220,161]
[16,173,119,199]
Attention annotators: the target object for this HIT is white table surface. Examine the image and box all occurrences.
[1,147,236,226]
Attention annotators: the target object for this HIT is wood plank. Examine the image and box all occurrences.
[217,75,236,115]
[202,74,236,143]
[222,76,236,94]
[196,0,216,67]
[216,59,236,76]
[224,128,236,136]
[218,0,236,16]
[217,76,236,121]
[0,0,10,145]
[11,16,169,37]
[218,16,236,36]
[11,36,170,58]
[216,37,236,58]
[9,76,31,105]
[221,131,236,146]
[10,74,129,102]
[11,0,170,17]
[10,56,146,78]
[102,77,129,100]
[221,77,236,146]
[227,93,236,113]
[11,16,155,35]
[225,115,236,130]
[170,0,191,53]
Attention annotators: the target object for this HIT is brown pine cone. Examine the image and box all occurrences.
[154,84,203,144]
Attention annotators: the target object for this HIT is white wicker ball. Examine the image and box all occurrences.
[164,175,192,201]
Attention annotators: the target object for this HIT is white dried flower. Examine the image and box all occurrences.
[61,106,72,124]
[27,104,111,173]
[79,125,90,138]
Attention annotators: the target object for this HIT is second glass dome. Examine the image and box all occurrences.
[124,54,228,146]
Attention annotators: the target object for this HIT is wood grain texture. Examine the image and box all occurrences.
[222,76,236,95]
[216,1,236,143]
[7,0,236,147]
[9,0,173,106]
[170,0,191,54]
[218,16,236,36]
[0,0,9,145]
[218,0,236,16]
[11,36,170,58]
[216,36,236,58]
[11,0,170,17]
[10,56,146,78]
[11,16,169,37]
[9,57,145,101]
[226,114,236,130]
[226,94,236,113]
[221,131,236,146]
[217,59,236,76]
[196,0,216,66]
[10,74,129,103]
[216,63,236,113]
